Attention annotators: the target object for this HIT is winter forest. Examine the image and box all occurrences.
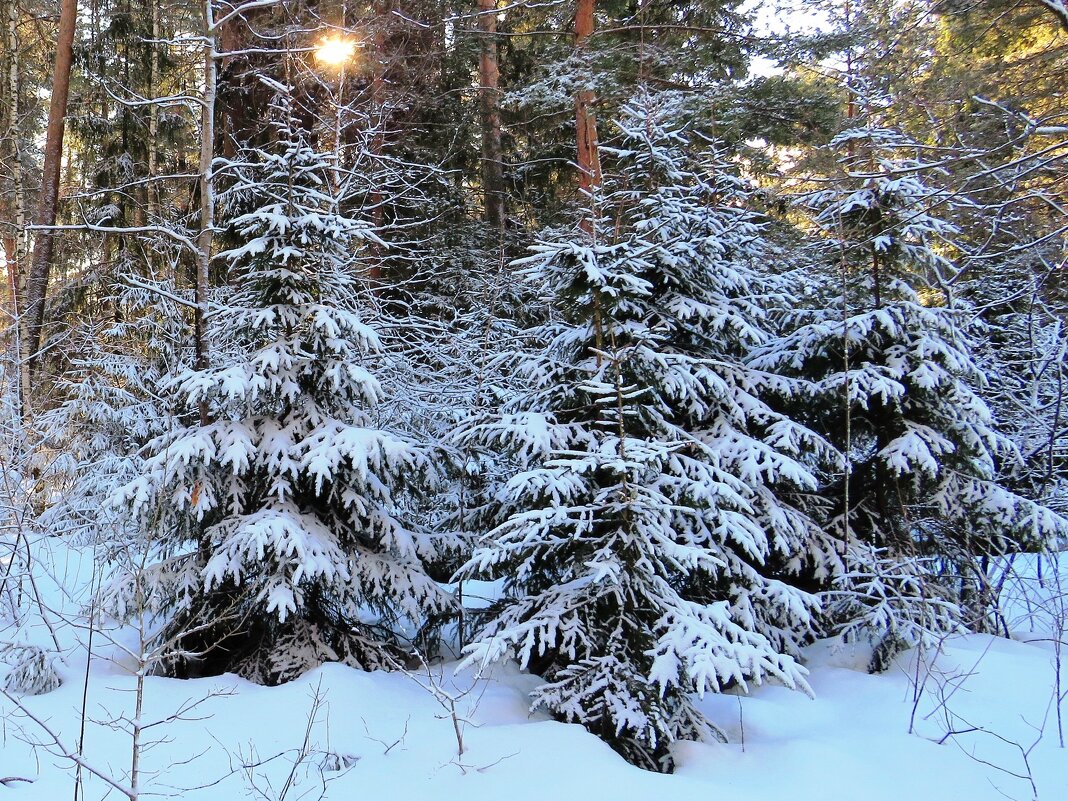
[0,0,1067,798]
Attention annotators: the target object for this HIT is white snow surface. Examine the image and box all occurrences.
[2,539,1066,801]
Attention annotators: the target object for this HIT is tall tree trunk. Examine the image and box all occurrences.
[573,0,601,199]
[22,0,76,402]
[477,0,504,232]
[367,0,389,284]
[574,0,603,352]
[196,0,217,426]
[146,0,160,222]
[2,0,24,417]
[3,0,23,315]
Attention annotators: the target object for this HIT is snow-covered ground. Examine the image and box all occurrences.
[2,539,1066,801]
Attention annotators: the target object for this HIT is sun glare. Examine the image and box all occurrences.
[314,37,356,68]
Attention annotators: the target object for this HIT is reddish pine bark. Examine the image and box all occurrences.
[22,0,76,390]
[478,0,505,231]
[574,0,602,197]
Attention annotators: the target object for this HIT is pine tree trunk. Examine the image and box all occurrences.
[573,0,601,197]
[3,0,23,318]
[368,0,389,284]
[146,0,160,222]
[22,0,76,402]
[477,0,505,232]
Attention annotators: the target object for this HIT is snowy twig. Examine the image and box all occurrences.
[0,685,136,799]
[362,716,408,755]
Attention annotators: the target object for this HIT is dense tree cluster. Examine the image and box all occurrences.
[1,0,1067,774]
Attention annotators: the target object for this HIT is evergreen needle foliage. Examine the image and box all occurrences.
[9,0,1068,779]
[457,92,837,771]
[108,99,454,682]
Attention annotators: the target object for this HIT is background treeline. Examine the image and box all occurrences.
[1,0,1067,774]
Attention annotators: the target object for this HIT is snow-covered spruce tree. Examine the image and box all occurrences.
[757,127,1068,670]
[457,91,839,771]
[111,101,454,683]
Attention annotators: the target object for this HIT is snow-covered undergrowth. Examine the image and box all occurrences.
[2,537,1066,801]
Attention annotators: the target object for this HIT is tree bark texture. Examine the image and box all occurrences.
[195,0,217,425]
[3,0,23,316]
[574,0,601,197]
[478,0,505,231]
[22,0,76,393]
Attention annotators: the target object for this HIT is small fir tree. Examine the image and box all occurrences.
[110,101,453,682]
[457,91,837,771]
[759,126,1068,669]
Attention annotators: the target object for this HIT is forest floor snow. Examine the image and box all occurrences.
[1,539,1066,801]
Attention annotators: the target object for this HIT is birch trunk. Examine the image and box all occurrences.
[195,0,217,425]
[3,0,22,314]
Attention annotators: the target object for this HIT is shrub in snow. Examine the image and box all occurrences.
[0,644,62,696]
[110,100,454,682]
[457,91,837,771]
